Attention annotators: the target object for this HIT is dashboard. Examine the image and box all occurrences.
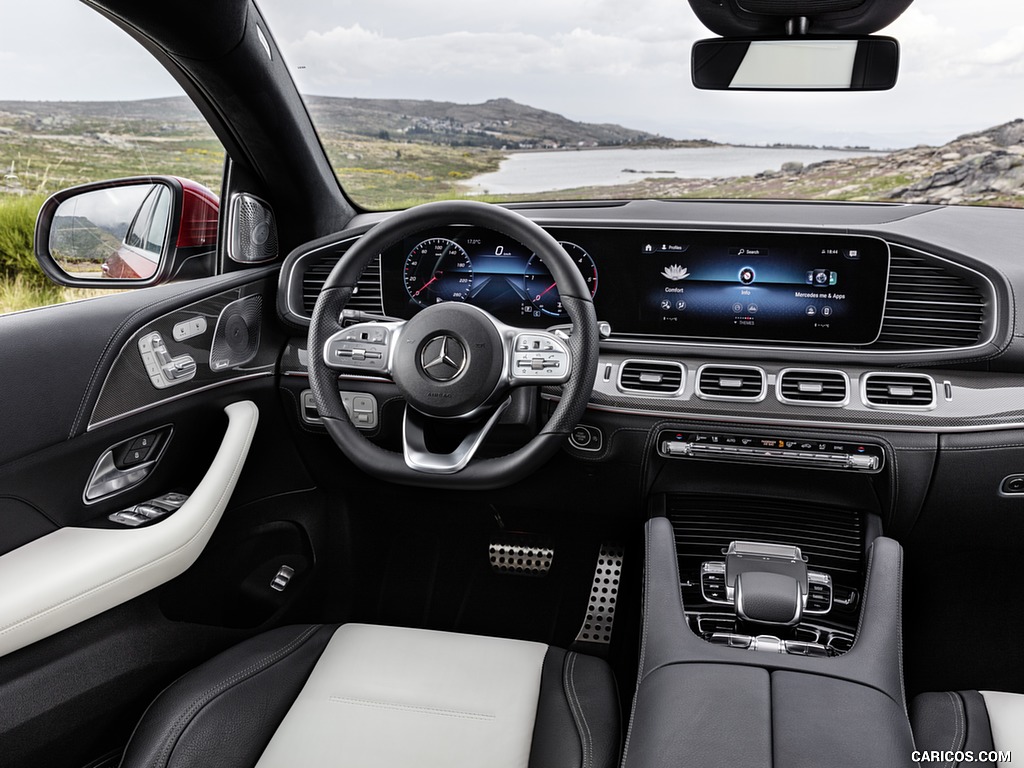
[278,199,1024,439]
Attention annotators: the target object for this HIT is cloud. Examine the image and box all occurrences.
[285,22,689,94]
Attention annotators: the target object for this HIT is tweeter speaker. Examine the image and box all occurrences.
[228,193,278,264]
[210,295,263,371]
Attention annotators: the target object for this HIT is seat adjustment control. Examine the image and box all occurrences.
[139,331,197,389]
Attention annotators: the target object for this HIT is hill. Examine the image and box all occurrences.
[0,95,670,149]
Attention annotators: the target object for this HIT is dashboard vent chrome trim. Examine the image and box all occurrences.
[696,365,766,402]
[861,372,936,410]
[301,252,383,318]
[617,359,685,396]
[777,369,849,407]
[874,249,987,350]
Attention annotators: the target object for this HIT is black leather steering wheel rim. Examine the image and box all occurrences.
[307,199,600,490]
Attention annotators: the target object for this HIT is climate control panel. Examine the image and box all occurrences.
[659,430,884,472]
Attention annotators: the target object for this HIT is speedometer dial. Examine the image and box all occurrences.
[403,238,474,307]
[524,242,598,317]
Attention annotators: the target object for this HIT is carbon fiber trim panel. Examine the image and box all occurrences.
[89,281,278,429]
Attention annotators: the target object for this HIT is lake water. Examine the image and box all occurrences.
[463,145,879,195]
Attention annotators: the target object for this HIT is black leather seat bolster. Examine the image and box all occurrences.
[529,647,620,768]
[120,624,336,768]
[911,691,996,766]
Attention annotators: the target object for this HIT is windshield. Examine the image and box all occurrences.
[258,0,1023,211]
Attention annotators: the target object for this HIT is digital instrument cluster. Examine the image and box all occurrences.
[380,226,891,345]
[382,226,597,326]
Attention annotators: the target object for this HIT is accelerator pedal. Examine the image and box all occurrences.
[573,543,624,651]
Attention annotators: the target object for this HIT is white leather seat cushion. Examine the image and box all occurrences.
[256,623,548,768]
[979,691,1024,766]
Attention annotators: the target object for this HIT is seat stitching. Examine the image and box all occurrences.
[620,521,652,765]
[944,690,963,768]
[155,624,323,768]
[328,697,494,721]
[563,651,590,768]
[568,652,594,768]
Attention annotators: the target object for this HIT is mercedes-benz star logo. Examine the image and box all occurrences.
[420,335,468,382]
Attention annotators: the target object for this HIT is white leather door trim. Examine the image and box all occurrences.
[0,400,259,658]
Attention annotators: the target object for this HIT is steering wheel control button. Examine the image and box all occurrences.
[511,333,571,383]
[569,424,603,452]
[420,335,467,381]
[323,321,401,373]
[1000,474,1024,496]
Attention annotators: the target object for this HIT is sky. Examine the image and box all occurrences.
[0,0,1022,148]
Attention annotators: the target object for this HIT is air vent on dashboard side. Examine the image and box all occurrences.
[618,360,685,394]
[777,369,848,405]
[873,249,987,350]
[862,373,935,408]
[696,365,765,401]
[301,252,383,317]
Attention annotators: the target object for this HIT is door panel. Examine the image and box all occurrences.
[0,269,324,765]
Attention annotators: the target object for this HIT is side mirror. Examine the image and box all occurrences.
[34,176,219,288]
[692,36,899,91]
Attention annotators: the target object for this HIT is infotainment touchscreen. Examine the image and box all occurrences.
[622,231,890,345]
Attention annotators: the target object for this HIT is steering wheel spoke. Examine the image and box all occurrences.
[402,398,511,474]
[506,329,572,386]
[322,320,404,376]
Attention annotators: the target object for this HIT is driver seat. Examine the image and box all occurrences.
[119,623,620,768]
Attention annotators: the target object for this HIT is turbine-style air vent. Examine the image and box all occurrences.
[696,365,765,401]
[778,369,848,405]
[873,249,987,350]
[862,373,936,409]
[618,360,685,395]
[301,251,383,317]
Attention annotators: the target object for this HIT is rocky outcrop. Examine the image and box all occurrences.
[886,119,1024,204]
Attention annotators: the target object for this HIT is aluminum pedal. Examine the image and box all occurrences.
[575,543,624,645]
[489,534,554,577]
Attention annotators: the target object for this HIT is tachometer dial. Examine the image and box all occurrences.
[403,238,474,307]
[524,242,598,317]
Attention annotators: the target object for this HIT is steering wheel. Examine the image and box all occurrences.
[307,200,599,489]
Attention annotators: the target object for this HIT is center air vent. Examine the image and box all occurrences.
[862,373,936,409]
[618,360,685,395]
[696,365,765,401]
[301,250,383,318]
[778,369,848,405]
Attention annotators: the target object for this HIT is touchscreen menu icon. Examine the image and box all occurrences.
[806,270,838,286]
[661,264,689,281]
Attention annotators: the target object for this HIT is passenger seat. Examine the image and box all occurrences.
[911,690,1023,766]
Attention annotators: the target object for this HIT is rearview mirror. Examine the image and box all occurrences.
[692,36,899,91]
[34,176,219,288]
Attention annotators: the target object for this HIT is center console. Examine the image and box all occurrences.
[622,505,917,768]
